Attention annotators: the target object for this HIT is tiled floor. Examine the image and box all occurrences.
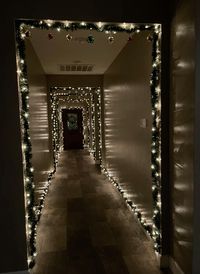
[31,150,168,274]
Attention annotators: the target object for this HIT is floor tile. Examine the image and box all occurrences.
[31,150,164,274]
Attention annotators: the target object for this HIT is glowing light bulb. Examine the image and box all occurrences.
[22,144,27,150]
[21,33,26,39]
[97,21,102,28]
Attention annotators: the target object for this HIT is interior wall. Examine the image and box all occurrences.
[193,0,200,273]
[0,20,28,273]
[103,31,153,223]
[170,0,195,273]
[25,40,53,204]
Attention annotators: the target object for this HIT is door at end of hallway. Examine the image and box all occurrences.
[62,109,84,150]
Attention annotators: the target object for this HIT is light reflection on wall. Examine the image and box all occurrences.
[171,14,194,270]
[26,39,53,207]
[101,28,163,252]
[29,88,52,203]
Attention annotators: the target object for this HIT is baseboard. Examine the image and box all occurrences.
[160,255,184,274]
[0,271,29,274]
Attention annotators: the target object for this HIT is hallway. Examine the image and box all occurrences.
[32,150,162,274]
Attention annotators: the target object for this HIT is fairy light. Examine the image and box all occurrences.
[15,19,162,268]
[50,87,102,165]
[150,24,162,253]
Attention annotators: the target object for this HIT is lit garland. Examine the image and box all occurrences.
[15,22,37,268]
[15,19,161,269]
[58,105,89,149]
[97,90,102,162]
[58,93,91,148]
[91,89,102,163]
[50,89,90,163]
[17,19,155,38]
[150,24,162,253]
[58,97,91,150]
[91,92,96,158]
[50,93,61,171]
[50,87,102,167]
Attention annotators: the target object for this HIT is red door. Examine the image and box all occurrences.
[62,109,84,150]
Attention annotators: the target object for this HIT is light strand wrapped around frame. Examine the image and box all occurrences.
[50,87,102,168]
[15,19,161,268]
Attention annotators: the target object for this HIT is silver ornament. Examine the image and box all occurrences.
[108,36,114,43]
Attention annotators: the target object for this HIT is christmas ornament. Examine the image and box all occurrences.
[108,36,114,44]
[87,35,94,44]
[48,33,53,40]
[66,34,72,41]
[147,34,153,42]
[128,36,133,42]
[25,30,31,38]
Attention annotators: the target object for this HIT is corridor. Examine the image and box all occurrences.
[31,150,162,274]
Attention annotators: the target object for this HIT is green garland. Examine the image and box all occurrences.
[15,19,161,268]
[15,21,37,268]
[150,31,161,252]
[17,19,154,34]
[50,87,101,166]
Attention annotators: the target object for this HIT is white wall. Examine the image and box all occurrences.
[103,31,153,222]
[26,40,53,204]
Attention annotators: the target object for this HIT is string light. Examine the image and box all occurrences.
[15,19,162,268]
[50,87,102,165]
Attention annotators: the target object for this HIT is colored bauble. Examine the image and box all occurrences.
[108,36,114,44]
[128,36,133,42]
[147,34,153,42]
[48,33,53,40]
[66,34,72,41]
[25,30,31,38]
[87,35,95,44]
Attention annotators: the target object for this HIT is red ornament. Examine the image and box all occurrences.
[147,34,153,42]
[48,33,53,40]
[128,36,133,41]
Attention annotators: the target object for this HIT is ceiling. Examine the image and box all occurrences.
[29,28,130,75]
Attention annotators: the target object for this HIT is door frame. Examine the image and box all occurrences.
[50,86,102,166]
[15,19,163,268]
[61,108,83,149]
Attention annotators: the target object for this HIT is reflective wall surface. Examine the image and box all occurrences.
[171,0,195,272]
[26,40,53,204]
[103,31,153,224]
